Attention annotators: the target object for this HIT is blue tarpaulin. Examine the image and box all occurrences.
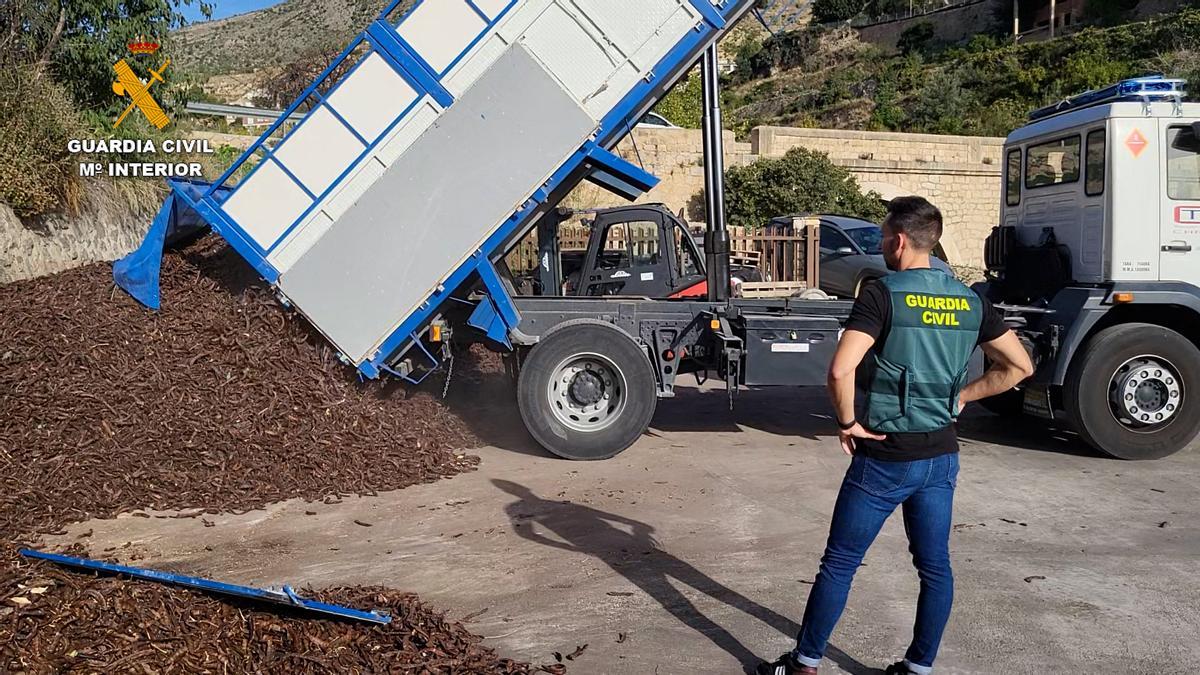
[112,195,175,310]
[113,181,227,310]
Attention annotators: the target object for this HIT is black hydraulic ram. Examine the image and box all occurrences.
[700,45,730,303]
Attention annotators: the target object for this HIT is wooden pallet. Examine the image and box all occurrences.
[738,281,809,298]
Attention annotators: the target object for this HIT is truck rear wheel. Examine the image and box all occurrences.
[517,321,657,460]
[1064,323,1200,460]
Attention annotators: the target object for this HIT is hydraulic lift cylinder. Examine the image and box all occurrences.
[701,45,730,303]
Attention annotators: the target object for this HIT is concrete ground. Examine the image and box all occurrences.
[46,383,1199,674]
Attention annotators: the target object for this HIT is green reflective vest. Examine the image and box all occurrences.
[865,268,984,433]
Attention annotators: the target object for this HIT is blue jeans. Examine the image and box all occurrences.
[792,453,959,674]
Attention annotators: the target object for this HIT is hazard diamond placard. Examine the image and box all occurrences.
[1125,129,1149,158]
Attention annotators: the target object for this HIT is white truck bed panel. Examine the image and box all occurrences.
[277,45,596,362]
[201,0,714,366]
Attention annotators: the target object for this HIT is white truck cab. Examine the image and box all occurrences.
[1000,99,1200,285]
[982,77,1200,459]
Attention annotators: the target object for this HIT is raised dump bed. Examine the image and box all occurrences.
[117,0,756,379]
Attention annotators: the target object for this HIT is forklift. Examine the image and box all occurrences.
[522,204,768,299]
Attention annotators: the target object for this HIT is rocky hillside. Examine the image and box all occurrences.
[175,0,416,75]
[175,0,807,82]
[725,7,1200,137]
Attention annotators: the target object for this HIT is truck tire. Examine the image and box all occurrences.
[1064,323,1200,460]
[517,321,657,460]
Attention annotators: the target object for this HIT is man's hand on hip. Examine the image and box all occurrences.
[838,423,886,456]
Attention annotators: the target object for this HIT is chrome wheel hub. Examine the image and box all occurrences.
[1109,356,1183,430]
[548,353,626,432]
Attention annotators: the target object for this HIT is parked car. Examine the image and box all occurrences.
[768,214,952,298]
[636,112,680,129]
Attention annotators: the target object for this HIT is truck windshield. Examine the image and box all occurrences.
[1167,126,1200,200]
[845,227,883,254]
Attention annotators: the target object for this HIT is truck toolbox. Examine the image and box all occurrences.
[741,315,841,387]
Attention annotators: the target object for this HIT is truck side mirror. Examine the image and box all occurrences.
[835,246,855,256]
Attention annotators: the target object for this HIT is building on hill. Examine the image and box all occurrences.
[1014,0,1087,39]
[853,0,1005,52]
[853,0,1168,52]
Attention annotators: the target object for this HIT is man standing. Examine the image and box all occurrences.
[758,197,1034,675]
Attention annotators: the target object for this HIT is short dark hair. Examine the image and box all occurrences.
[885,196,943,251]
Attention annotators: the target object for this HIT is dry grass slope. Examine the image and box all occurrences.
[174,0,419,75]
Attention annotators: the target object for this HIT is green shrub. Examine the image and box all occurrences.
[3,0,206,114]
[868,73,906,130]
[720,148,887,229]
[898,22,936,56]
[0,69,86,217]
[654,69,704,129]
[813,0,864,23]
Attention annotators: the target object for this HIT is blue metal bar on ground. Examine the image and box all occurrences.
[19,549,391,625]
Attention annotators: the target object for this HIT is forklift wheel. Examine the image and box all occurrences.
[517,321,657,460]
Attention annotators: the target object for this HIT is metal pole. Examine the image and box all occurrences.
[1049,0,1055,38]
[701,45,729,303]
[1013,0,1019,42]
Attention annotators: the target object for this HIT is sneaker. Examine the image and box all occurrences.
[756,653,818,675]
[884,662,915,675]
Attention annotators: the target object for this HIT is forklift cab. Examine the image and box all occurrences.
[537,205,707,298]
[577,206,706,296]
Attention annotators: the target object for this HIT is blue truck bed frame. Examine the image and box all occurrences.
[116,0,758,380]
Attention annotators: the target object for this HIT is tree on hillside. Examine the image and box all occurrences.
[812,0,867,23]
[1,0,211,111]
[701,148,886,229]
[257,43,362,110]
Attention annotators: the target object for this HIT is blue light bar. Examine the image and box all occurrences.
[1029,75,1188,121]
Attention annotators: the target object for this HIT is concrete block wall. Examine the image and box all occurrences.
[567,125,1004,267]
[853,0,1004,53]
[563,128,756,222]
[1,188,155,284]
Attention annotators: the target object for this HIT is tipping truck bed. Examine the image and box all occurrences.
[116,0,758,379]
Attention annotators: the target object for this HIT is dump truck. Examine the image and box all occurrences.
[117,0,854,460]
[979,76,1200,460]
[115,3,1199,461]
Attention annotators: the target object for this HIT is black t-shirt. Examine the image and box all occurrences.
[844,277,1008,462]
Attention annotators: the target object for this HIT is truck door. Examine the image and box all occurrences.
[579,208,673,296]
[1159,120,1200,285]
[668,216,707,297]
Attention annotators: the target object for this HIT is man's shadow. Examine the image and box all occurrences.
[493,480,877,674]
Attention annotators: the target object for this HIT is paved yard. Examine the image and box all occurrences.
[46,383,1199,674]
